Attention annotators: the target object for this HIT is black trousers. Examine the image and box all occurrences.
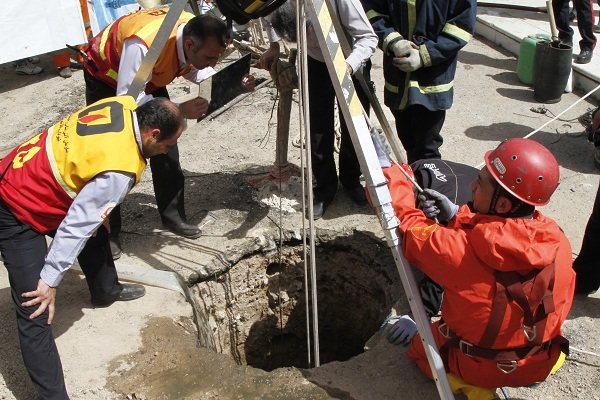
[392,105,445,164]
[0,199,123,399]
[307,57,371,203]
[573,181,600,293]
[553,0,597,50]
[83,70,187,234]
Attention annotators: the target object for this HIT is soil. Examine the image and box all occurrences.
[0,33,599,400]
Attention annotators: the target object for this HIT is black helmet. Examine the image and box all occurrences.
[214,0,288,25]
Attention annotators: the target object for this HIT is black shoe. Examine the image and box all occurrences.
[575,48,593,64]
[92,283,146,306]
[117,283,146,301]
[163,221,202,239]
[109,237,122,260]
[344,185,368,206]
[569,9,576,21]
[310,198,330,220]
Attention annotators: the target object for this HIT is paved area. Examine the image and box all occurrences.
[477,0,600,100]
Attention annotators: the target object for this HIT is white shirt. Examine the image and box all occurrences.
[116,24,216,105]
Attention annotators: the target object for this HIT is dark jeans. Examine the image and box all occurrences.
[307,57,372,203]
[573,182,600,293]
[0,197,123,398]
[0,200,69,400]
[84,70,187,233]
[392,105,446,164]
[552,0,597,50]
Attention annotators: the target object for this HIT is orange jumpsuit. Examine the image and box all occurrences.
[383,165,575,389]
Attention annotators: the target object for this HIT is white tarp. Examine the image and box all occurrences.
[0,0,87,64]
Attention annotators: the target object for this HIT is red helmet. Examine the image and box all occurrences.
[484,138,559,206]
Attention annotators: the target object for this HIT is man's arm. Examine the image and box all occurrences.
[40,172,134,288]
[361,0,402,55]
[382,165,470,286]
[22,172,133,322]
[258,16,282,71]
[337,0,378,74]
[415,0,476,68]
[181,66,217,83]
[116,38,155,105]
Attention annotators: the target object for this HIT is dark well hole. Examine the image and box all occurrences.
[198,232,403,371]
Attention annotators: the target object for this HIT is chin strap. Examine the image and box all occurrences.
[488,184,535,218]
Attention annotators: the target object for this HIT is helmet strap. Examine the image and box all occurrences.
[488,183,502,215]
[488,183,534,218]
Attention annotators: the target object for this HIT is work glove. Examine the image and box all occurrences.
[389,39,413,57]
[392,47,423,72]
[387,315,417,346]
[417,188,459,223]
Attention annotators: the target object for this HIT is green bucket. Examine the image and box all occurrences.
[517,33,551,85]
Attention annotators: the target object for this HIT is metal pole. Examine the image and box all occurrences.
[297,0,320,367]
[126,0,189,98]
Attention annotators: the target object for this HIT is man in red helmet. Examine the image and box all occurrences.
[380,138,575,394]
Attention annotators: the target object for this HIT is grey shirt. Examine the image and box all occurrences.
[263,0,377,73]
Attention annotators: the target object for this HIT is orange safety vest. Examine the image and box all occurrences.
[0,96,146,234]
[83,7,194,94]
[383,164,575,388]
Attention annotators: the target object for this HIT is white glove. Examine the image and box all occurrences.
[370,129,391,168]
[387,315,417,345]
[390,39,413,57]
[417,188,459,223]
[392,47,423,72]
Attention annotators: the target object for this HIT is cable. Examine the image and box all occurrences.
[475,83,600,168]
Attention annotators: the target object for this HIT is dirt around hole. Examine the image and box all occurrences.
[196,231,404,371]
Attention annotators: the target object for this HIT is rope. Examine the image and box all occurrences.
[475,83,600,169]
[570,346,600,358]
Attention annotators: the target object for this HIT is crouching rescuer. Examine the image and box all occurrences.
[377,138,575,397]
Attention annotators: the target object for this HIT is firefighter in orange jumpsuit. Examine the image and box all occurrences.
[381,138,575,395]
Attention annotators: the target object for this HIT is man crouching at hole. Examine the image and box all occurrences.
[0,96,184,399]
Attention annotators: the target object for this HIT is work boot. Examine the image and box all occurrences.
[163,220,202,239]
[575,48,593,64]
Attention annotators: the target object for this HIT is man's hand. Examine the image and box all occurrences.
[21,279,57,324]
[393,46,423,72]
[179,97,209,120]
[241,74,256,92]
[390,39,413,57]
[417,188,459,223]
[258,42,280,71]
[387,315,417,345]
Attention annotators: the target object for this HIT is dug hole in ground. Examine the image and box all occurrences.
[0,34,598,400]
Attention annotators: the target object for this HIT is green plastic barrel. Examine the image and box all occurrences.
[517,33,551,85]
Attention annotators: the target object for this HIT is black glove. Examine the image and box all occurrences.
[417,188,459,223]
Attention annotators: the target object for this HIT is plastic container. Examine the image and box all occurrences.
[517,33,551,85]
[533,40,572,104]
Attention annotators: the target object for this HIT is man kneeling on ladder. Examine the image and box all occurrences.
[377,138,575,399]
